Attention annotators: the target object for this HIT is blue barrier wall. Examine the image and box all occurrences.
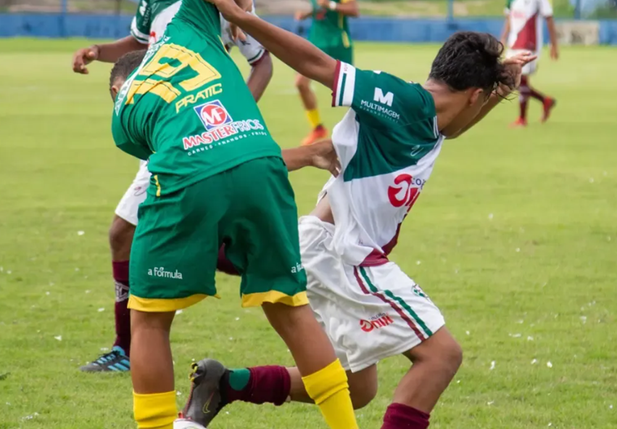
[1,14,617,44]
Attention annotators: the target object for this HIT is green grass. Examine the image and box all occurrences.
[356,0,576,17]
[1,38,616,429]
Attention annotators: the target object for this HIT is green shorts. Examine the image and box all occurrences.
[128,156,308,312]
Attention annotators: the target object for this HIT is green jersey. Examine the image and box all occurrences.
[308,0,352,50]
[112,0,280,197]
[130,0,179,44]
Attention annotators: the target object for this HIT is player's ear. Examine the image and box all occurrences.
[468,88,484,106]
[110,84,121,101]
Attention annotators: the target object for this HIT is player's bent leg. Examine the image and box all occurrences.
[287,364,378,409]
[128,180,223,428]
[379,329,461,429]
[217,158,357,429]
[109,214,136,261]
[81,211,139,372]
[131,309,177,429]
[396,327,462,410]
[263,303,358,429]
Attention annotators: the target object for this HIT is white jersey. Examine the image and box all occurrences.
[506,0,553,54]
[322,62,444,267]
[131,0,266,64]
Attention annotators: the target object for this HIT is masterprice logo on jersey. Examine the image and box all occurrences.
[194,100,233,131]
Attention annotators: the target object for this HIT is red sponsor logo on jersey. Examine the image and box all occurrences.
[388,174,423,210]
[360,313,394,333]
[194,100,234,131]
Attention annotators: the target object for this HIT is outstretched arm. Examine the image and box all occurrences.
[500,14,511,46]
[246,52,273,102]
[281,140,340,176]
[546,16,559,60]
[72,36,145,74]
[212,0,337,89]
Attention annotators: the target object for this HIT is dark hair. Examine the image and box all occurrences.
[429,32,513,94]
[109,49,147,89]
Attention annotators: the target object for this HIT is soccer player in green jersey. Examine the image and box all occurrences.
[71,0,274,373]
[294,0,358,145]
[179,1,536,428]
[109,0,359,428]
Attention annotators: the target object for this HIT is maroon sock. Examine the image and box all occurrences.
[381,403,430,429]
[528,86,546,103]
[217,244,239,276]
[112,261,131,356]
[519,76,530,120]
[224,366,290,406]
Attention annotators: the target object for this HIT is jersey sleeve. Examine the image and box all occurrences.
[130,0,152,44]
[539,0,553,17]
[236,34,266,65]
[220,5,266,65]
[332,62,433,128]
[112,108,152,161]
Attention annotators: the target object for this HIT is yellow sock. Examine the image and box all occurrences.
[302,359,359,429]
[133,391,177,429]
[306,108,322,129]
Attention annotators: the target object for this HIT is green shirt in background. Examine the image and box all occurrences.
[308,0,353,52]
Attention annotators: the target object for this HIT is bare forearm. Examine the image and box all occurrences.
[228,10,337,88]
[501,18,511,45]
[448,91,509,139]
[97,36,146,63]
[333,1,359,17]
[546,16,558,48]
[246,52,273,102]
[281,146,315,172]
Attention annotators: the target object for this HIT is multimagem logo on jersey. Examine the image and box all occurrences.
[360,313,394,333]
[147,267,183,280]
[194,100,233,131]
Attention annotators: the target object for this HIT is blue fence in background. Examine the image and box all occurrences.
[1,13,617,44]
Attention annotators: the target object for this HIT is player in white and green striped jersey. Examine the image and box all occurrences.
[185,2,536,428]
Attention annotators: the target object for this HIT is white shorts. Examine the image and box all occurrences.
[114,161,150,226]
[507,49,538,76]
[299,216,446,373]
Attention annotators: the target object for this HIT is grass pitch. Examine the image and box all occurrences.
[0,39,616,429]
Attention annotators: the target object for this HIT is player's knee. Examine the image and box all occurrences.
[109,216,136,256]
[411,329,463,376]
[350,383,377,409]
[295,74,310,90]
[442,338,463,375]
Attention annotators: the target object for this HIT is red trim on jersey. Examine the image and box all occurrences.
[360,223,402,267]
[249,50,269,67]
[512,12,539,51]
[353,267,425,340]
[331,60,342,106]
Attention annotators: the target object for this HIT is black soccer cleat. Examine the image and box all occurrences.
[182,359,228,427]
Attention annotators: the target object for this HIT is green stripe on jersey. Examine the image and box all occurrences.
[338,72,347,107]
[359,267,433,337]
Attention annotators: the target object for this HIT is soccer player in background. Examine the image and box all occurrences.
[177,3,535,429]
[501,0,559,127]
[108,0,360,427]
[294,0,358,145]
[71,0,273,372]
